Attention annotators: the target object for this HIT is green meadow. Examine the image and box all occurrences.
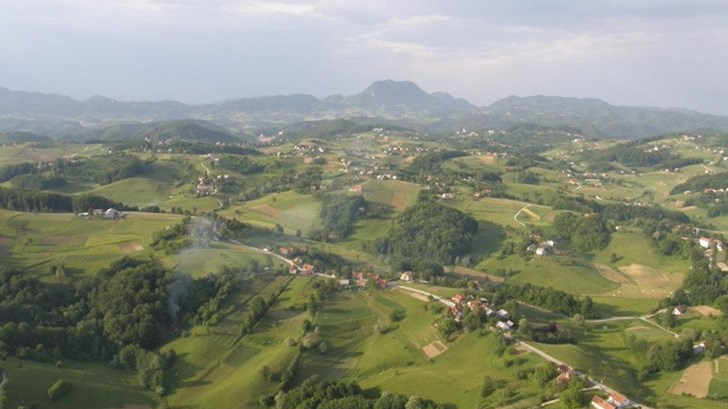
[2,357,153,409]
[0,210,183,275]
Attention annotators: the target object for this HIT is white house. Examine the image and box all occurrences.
[699,237,712,249]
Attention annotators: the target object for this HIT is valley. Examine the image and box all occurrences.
[1,99,727,409]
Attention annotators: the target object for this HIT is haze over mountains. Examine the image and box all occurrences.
[2,80,728,141]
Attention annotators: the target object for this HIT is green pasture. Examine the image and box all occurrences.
[164,275,302,409]
[0,142,106,166]
[219,191,321,235]
[362,179,421,211]
[172,242,284,278]
[479,254,619,295]
[310,289,546,408]
[709,357,728,399]
[0,210,183,275]
[2,357,152,409]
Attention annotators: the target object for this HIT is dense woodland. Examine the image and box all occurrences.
[377,198,478,271]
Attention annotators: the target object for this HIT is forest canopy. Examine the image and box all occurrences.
[379,201,478,267]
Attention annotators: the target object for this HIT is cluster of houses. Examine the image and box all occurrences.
[447,293,514,331]
[697,236,728,272]
[78,208,126,219]
[347,271,388,289]
[590,391,631,409]
[473,188,494,199]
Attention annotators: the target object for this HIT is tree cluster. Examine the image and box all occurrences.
[312,194,367,241]
[551,212,610,252]
[379,202,478,267]
[272,375,447,409]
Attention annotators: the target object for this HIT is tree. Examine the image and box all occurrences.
[572,313,585,327]
[47,379,72,402]
[405,396,425,409]
[559,382,583,409]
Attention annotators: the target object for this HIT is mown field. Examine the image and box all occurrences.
[2,357,153,409]
[0,210,183,275]
[310,289,549,408]
[163,274,302,409]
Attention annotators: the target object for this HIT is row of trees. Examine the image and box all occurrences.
[496,283,595,318]
[0,187,130,213]
[272,375,447,409]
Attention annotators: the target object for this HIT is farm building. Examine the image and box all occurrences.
[399,271,413,282]
[672,306,687,316]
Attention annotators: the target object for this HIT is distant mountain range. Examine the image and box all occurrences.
[2,80,728,141]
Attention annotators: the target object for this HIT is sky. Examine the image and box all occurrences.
[1,0,728,114]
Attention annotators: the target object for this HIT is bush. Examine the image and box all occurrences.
[47,379,72,402]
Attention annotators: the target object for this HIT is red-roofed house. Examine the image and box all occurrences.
[591,396,616,409]
[452,294,465,304]
[302,264,315,275]
[608,392,630,408]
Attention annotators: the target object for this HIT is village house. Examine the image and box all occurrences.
[452,294,465,305]
[699,237,712,249]
[338,279,350,288]
[301,264,315,275]
[556,364,575,385]
[103,208,126,220]
[399,271,413,282]
[535,247,549,256]
[497,309,510,320]
[672,305,687,316]
[91,209,104,217]
[607,392,630,408]
[591,396,617,409]
[496,320,514,332]
[466,299,481,310]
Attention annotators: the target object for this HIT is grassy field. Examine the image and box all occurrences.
[2,357,153,409]
[164,275,302,409]
[709,357,728,399]
[479,254,620,295]
[362,179,421,211]
[452,197,557,228]
[0,142,106,166]
[0,210,183,275]
[310,289,547,408]
[173,242,286,278]
[219,191,321,235]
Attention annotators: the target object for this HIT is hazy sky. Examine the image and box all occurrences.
[1,0,727,114]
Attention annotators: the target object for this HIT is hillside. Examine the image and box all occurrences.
[481,95,728,139]
[87,120,241,142]
[3,82,728,141]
